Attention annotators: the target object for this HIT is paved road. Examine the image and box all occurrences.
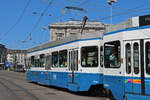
[0,70,107,100]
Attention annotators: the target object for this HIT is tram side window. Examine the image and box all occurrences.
[100,46,103,67]
[35,57,40,67]
[31,56,35,67]
[146,42,150,75]
[74,50,78,71]
[40,54,45,67]
[52,52,58,68]
[81,46,98,67]
[27,58,31,69]
[25,58,27,66]
[59,50,67,68]
[45,55,51,70]
[104,41,120,68]
[133,43,139,74]
[126,43,131,74]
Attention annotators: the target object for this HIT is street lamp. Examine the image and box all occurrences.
[107,0,117,24]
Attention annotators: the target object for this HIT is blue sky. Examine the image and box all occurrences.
[0,0,150,50]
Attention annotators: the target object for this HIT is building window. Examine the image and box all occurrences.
[52,51,58,68]
[56,33,64,40]
[70,33,76,36]
[59,50,67,68]
[104,41,120,68]
[81,46,98,67]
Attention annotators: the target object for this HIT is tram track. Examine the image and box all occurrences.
[0,81,19,100]
[0,70,105,100]
[0,71,26,81]
[2,74,25,81]
[0,77,40,100]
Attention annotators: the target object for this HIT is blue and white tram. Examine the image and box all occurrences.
[27,15,150,100]
[26,33,103,92]
[103,25,150,99]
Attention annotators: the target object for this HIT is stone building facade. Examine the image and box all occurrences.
[49,20,105,41]
[7,49,27,67]
[0,44,7,64]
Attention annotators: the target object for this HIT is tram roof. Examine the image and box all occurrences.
[28,33,102,53]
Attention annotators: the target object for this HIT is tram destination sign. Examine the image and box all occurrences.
[139,15,150,27]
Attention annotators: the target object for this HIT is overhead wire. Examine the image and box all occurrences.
[13,0,54,49]
[84,1,150,11]
[78,0,88,6]
[0,0,31,41]
[15,0,150,48]
[80,1,150,21]
[67,0,86,4]
[99,4,150,21]
[25,0,54,43]
[68,9,84,18]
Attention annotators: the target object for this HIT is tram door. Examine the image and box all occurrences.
[144,39,150,95]
[124,40,145,94]
[68,49,78,83]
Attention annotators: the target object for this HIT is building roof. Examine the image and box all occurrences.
[49,20,105,29]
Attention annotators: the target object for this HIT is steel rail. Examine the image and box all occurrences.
[0,81,19,100]
[0,77,40,100]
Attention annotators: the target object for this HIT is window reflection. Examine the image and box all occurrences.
[146,42,150,75]
[52,52,58,68]
[104,41,120,68]
[126,43,131,74]
[133,43,139,74]
[81,46,98,67]
[59,50,67,68]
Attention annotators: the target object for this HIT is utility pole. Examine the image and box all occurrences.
[107,0,117,24]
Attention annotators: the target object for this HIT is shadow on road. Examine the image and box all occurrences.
[29,82,106,98]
